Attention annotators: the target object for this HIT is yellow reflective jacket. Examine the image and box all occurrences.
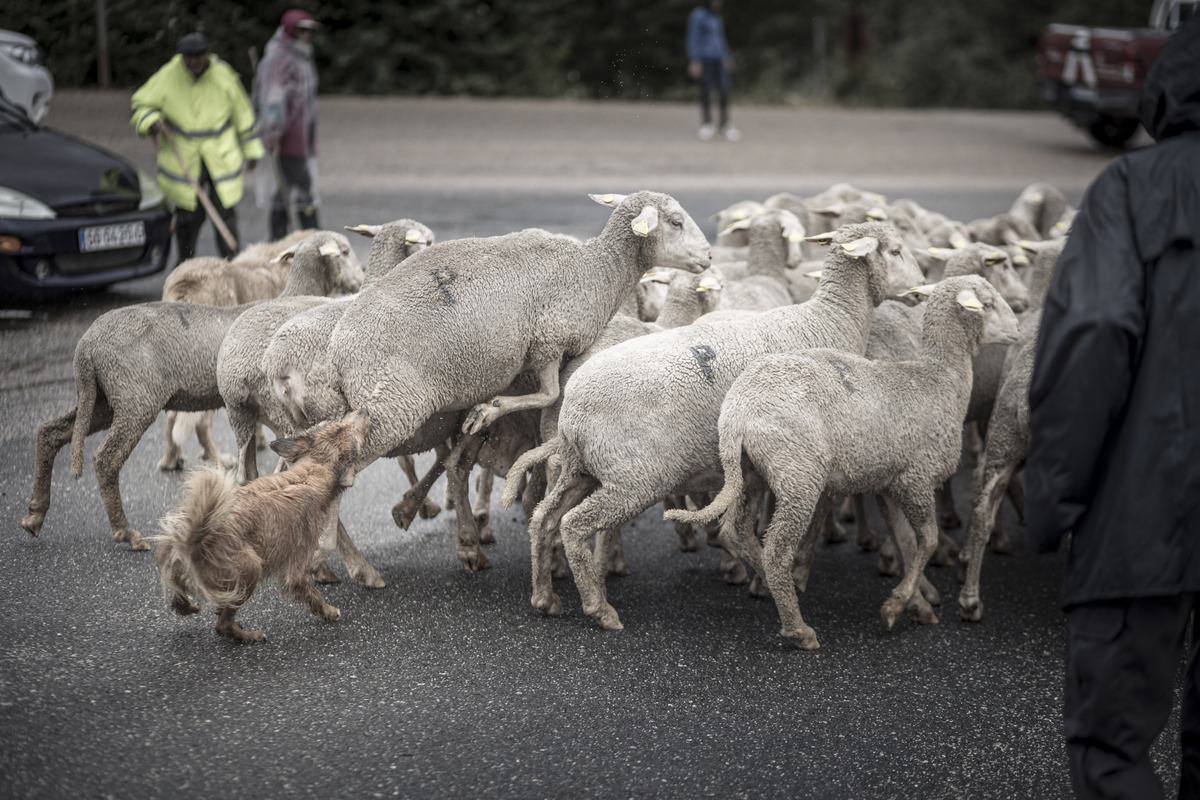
[131,55,265,212]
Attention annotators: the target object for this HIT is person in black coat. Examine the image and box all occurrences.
[1026,13,1200,800]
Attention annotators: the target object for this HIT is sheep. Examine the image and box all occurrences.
[957,311,1041,622]
[20,231,363,552]
[666,275,1021,649]
[967,213,1040,248]
[710,208,805,312]
[158,228,322,471]
[1007,182,1073,240]
[268,191,711,574]
[505,221,925,629]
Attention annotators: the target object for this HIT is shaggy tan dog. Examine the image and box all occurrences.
[153,409,370,643]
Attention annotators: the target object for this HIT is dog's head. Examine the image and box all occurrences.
[270,409,372,487]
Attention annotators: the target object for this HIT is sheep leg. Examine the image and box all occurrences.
[989,470,1025,555]
[396,453,442,520]
[761,486,822,650]
[876,492,901,576]
[391,446,448,530]
[853,494,879,551]
[196,410,231,467]
[93,408,159,550]
[959,459,1020,622]
[559,487,645,631]
[664,494,698,552]
[335,519,386,589]
[838,494,856,523]
[594,526,629,577]
[792,494,832,593]
[520,462,546,526]
[473,467,495,544]
[935,479,962,530]
[225,399,262,484]
[462,360,560,436]
[528,472,597,617]
[821,502,847,544]
[23,406,110,538]
[877,494,940,629]
[445,435,489,572]
[158,411,185,471]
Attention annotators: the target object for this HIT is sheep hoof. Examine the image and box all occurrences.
[919,578,942,606]
[349,566,386,589]
[532,591,564,616]
[20,510,45,538]
[791,564,812,594]
[748,575,769,598]
[114,527,150,552]
[312,563,342,584]
[856,528,879,552]
[781,625,820,650]
[838,497,856,523]
[880,597,906,629]
[458,547,492,573]
[958,593,984,622]
[824,519,848,544]
[877,554,900,577]
[475,512,495,544]
[419,498,442,519]
[170,593,201,616]
[156,454,185,471]
[551,554,570,580]
[462,403,499,435]
[591,603,624,631]
[939,511,962,530]
[391,498,421,530]
[909,597,939,626]
[990,529,1015,555]
[607,556,631,577]
[723,560,750,585]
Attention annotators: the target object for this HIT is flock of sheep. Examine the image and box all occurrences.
[20,181,1073,648]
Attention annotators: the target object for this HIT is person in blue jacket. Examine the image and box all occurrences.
[1026,13,1200,799]
[686,0,738,141]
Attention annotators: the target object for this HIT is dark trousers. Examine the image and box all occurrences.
[173,165,239,263]
[270,155,319,241]
[698,59,730,127]
[1065,594,1200,799]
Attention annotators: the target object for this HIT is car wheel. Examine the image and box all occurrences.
[1087,115,1140,148]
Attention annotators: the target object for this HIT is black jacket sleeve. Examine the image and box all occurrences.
[1025,160,1146,554]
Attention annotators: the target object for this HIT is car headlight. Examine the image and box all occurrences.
[0,186,56,219]
[137,169,164,210]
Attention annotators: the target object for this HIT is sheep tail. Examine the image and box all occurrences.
[500,439,559,509]
[664,435,745,525]
[151,466,252,610]
[69,350,98,480]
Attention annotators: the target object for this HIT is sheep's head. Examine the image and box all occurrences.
[811,221,924,307]
[709,199,765,247]
[347,219,435,281]
[722,208,806,268]
[933,244,1031,314]
[591,191,711,274]
[307,231,364,294]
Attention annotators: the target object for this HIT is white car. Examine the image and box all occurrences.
[0,30,53,122]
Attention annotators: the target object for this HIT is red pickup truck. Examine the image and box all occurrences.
[1036,0,1197,147]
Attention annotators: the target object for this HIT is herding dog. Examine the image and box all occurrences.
[153,409,371,643]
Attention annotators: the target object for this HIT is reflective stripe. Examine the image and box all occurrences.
[211,167,244,184]
[239,125,259,141]
[135,108,159,131]
[166,119,233,139]
[157,166,192,185]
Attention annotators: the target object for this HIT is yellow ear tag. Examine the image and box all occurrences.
[961,296,984,310]
[319,242,340,257]
[951,236,969,249]
[985,254,1005,266]
[602,194,615,205]
[928,247,944,257]
[633,219,651,237]
[734,210,748,220]
[698,276,721,292]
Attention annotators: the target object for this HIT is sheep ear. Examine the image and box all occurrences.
[804,270,823,280]
[338,465,356,488]
[1012,251,1030,266]
[319,242,341,257]
[589,193,626,208]
[721,217,752,234]
[957,289,985,310]
[950,235,970,249]
[804,232,835,245]
[924,247,948,259]
[983,250,1007,266]
[697,275,723,292]
[866,206,889,221]
[345,224,382,238]
[270,245,298,264]
[639,268,670,284]
[270,433,308,461]
[631,206,659,238]
[903,283,937,298]
[783,226,805,243]
[814,205,844,219]
[840,236,879,258]
[405,228,430,246]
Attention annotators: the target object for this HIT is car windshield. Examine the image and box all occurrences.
[0,96,37,133]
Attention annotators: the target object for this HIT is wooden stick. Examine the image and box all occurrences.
[161,128,239,253]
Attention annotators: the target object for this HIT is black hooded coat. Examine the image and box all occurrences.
[1026,14,1200,609]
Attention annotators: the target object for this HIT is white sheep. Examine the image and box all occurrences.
[667,275,1020,649]
[504,221,925,629]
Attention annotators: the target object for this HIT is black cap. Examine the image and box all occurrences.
[177,33,210,56]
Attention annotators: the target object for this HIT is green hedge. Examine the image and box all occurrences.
[0,0,1155,108]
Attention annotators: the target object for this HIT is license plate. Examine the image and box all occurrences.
[78,221,146,252]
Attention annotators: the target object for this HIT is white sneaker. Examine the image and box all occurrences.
[698,123,715,141]
[721,125,741,142]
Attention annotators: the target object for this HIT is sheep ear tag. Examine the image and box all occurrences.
[983,251,1006,266]
[319,242,341,257]
[405,229,427,246]
[631,207,659,238]
[841,236,879,259]
[957,289,984,310]
[697,275,722,292]
[589,193,626,208]
[784,228,805,243]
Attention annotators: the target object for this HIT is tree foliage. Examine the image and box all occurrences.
[0,0,1159,108]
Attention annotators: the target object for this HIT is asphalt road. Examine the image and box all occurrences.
[1,93,1181,799]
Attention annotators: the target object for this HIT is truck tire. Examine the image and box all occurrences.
[1087,115,1141,148]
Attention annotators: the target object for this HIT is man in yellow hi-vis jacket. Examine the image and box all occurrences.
[131,33,264,262]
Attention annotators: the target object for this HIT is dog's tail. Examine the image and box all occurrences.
[152,466,255,610]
